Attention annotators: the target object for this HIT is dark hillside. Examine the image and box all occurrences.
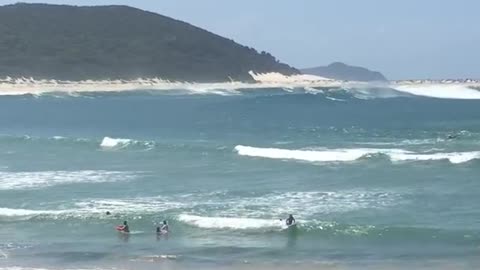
[0,3,298,81]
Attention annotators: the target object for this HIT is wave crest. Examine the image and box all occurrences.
[235,145,480,164]
[100,137,155,150]
[234,145,407,162]
[389,151,480,164]
[392,84,480,99]
[1,75,480,100]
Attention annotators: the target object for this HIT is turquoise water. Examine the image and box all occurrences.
[1,89,480,269]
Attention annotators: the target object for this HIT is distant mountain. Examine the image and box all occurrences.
[0,3,298,82]
[301,62,387,81]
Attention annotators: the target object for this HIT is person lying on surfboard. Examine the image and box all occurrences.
[285,214,296,226]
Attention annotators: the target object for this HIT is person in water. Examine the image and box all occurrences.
[156,220,169,234]
[122,221,130,233]
[160,220,169,232]
[285,214,296,226]
[447,134,458,140]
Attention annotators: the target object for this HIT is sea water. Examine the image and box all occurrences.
[1,86,480,269]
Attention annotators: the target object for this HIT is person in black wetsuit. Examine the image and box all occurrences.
[285,214,296,226]
[122,221,130,233]
[157,220,169,233]
[161,220,169,232]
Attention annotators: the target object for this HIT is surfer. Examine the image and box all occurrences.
[106,211,120,218]
[119,221,129,233]
[157,220,169,233]
[447,134,458,140]
[285,214,296,226]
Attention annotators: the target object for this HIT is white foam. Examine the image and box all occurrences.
[235,145,480,164]
[358,138,445,146]
[74,197,186,215]
[393,84,480,99]
[0,208,63,217]
[325,96,346,102]
[0,74,341,97]
[248,71,333,83]
[226,191,399,218]
[0,189,398,221]
[1,75,480,100]
[100,137,154,150]
[178,214,285,230]
[389,151,480,164]
[130,254,178,262]
[0,196,188,219]
[0,170,136,190]
[100,137,132,149]
[234,145,407,162]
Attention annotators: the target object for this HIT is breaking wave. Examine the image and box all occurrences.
[0,135,156,151]
[389,151,480,164]
[1,74,480,100]
[235,145,406,162]
[392,84,480,99]
[235,145,480,164]
[100,137,155,150]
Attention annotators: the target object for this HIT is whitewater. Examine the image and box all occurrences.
[1,72,480,100]
[1,82,480,270]
[234,145,480,164]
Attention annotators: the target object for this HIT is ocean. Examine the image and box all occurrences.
[1,86,480,270]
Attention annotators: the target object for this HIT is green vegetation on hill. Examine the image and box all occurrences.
[301,62,387,82]
[0,3,298,82]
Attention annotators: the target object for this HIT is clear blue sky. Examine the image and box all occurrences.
[1,0,479,79]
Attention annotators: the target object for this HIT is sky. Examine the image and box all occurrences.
[1,0,479,79]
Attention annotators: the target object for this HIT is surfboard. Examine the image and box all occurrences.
[116,225,129,233]
[157,230,168,235]
[287,222,297,229]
